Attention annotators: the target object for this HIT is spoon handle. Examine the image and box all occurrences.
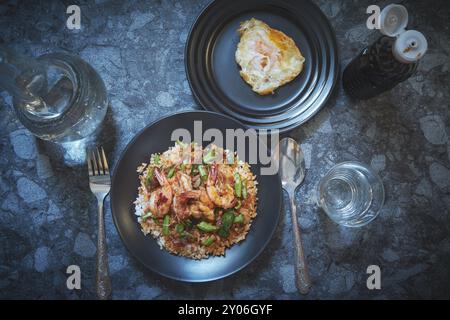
[289,195,311,294]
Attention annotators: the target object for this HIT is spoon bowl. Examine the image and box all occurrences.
[277,137,306,192]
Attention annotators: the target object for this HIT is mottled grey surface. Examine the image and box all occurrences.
[1,0,449,299]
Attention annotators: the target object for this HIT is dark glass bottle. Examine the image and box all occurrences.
[343,36,418,100]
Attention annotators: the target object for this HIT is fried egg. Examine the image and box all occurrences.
[235,18,305,95]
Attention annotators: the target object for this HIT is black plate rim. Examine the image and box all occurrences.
[184,0,340,133]
[110,110,282,282]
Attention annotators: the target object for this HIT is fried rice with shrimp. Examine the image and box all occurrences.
[134,142,258,259]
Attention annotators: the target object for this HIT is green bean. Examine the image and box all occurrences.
[234,173,242,198]
[167,166,175,178]
[202,236,216,246]
[196,221,219,232]
[144,167,154,188]
[242,180,248,199]
[162,215,170,235]
[218,210,235,237]
[218,228,229,238]
[175,223,184,234]
[141,211,152,222]
[203,149,216,164]
[234,200,241,210]
[222,210,235,228]
[234,214,244,224]
[153,154,160,164]
[190,164,199,176]
[198,164,208,181]
[184,219,193,229]
[181,231,194,239]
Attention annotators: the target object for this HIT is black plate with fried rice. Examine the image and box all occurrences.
[110,111,282,282]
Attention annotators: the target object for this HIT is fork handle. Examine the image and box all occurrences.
[96,200,112,300]
[289,195,311,294]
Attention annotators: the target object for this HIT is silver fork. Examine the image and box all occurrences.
[87,147,112,300]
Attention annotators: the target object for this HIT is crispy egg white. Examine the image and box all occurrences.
[235,18,305,95]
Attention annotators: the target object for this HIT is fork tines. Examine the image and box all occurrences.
[87,147,109,176]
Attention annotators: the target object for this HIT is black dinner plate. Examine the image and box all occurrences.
[185,0,339,132]
[110,111,282,282]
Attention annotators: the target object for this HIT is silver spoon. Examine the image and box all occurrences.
[275,137,311,294]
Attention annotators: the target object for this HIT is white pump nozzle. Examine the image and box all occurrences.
[379,4,427,63]
[380,4,408,37]
[393,30,428,63]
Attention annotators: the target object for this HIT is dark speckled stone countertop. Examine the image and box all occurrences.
[1,0,449,299]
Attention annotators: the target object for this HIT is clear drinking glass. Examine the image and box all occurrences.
[0,46,108,143]
[316,161,385,227]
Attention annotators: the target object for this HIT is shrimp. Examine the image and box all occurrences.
[206,164,236,209]
[190,190,215,221]
[147,168,173,218]
[170,171,195,220]
[171,171,192,194]
[172,190,199,220]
